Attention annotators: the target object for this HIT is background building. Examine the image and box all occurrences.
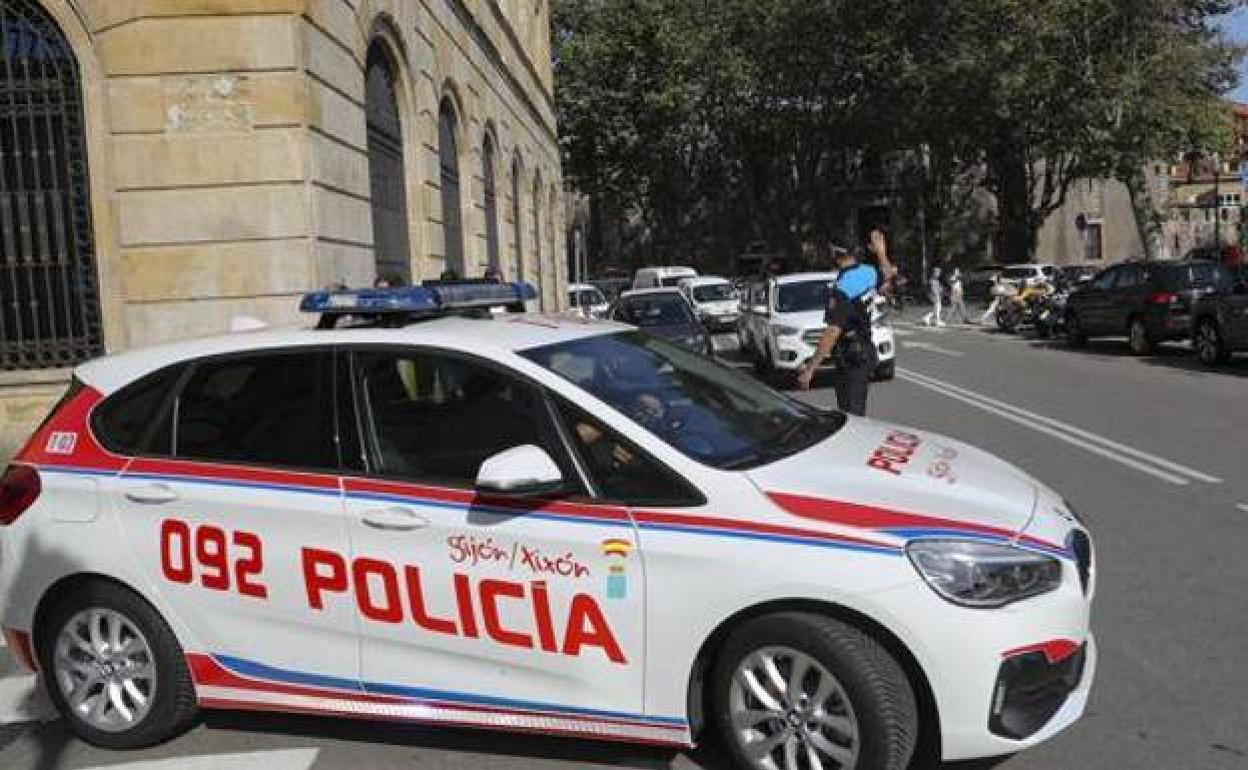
[0,0,565,458]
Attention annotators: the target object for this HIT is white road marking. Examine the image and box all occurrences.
[901,341,966,358]
[898,368,1222,486]
[0,674,53,725]
[1237,504,1248,514]
[80,749,321,770]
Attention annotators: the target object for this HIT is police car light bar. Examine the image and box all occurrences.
[299,281,537,319]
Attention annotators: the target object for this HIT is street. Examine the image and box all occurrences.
[1,319,1246,770]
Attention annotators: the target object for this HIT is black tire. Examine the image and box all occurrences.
[36,580,198,749]
[711,612,918,770]
[1128,317,1154,356]
[1195,319,1231,366]
[873,360,896,381]
[1065,311,1087,348]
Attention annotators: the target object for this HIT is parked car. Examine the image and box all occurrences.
[678,276,740,332]
[1064,259,1226,354]
[998,264,1059,290]
[610,288,712,355]
[632,266,698,290]
[738,272,897,382]
[1192,265,1248,366]
[966,263,1009,300]
[567,283,610,319]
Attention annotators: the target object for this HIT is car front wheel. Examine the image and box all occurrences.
[37,581,198,749]
[1195,319,1230,366]
[711,613,917,770]
[1128,318,1154,356]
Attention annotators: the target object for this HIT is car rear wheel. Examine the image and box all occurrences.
[1128,318,1154,356]
[1195,319,1230,366]
[37,581,198,749]
[1065,311,1087,348]
[711,613,917,770]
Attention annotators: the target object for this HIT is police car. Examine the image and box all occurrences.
[0,282,1094,770]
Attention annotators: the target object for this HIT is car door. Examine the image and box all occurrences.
[341,346,646,722]
[1223,269,1248,346]
[113,348,359,685]
[1079,266,1119,332]
[1109,263,1147,332]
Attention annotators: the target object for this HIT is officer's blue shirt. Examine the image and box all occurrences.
[836,263,879,301]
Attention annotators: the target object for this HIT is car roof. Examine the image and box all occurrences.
[683,275,730,287]
[774,272,837,285]
[636,266,696,275]
[568,283,602,292]
[620,287,685,299]
[75,315,624,395]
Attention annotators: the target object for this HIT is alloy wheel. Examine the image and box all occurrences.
[1197,323,1223,365]
[728,646,860,770]
[53,608,157,733]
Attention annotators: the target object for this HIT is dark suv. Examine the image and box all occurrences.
[1192,265,1248,366]
[1065,260,1227,354]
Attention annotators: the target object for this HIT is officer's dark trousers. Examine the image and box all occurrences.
[831,365,870,416]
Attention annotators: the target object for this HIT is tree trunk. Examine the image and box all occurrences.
[1121,167,1162,261]
[991,152,1039,264]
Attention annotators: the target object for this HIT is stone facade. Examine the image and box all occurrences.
[0,0,566,459]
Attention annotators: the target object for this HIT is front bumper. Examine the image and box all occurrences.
[770,327,897,371]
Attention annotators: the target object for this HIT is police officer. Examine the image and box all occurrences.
[796,233,892,415]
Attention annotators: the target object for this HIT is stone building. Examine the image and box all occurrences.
[0,0,566,457]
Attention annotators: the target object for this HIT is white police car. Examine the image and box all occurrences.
[0,282,1093,770]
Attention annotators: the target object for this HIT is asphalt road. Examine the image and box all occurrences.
[2,316,1246,770]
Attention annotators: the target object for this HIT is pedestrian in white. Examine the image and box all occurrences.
[922,266,945,327]
[947,267,969,324]
[980,273,1006,325]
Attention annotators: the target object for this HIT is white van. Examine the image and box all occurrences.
[633,266,697,290]
[678,275,740,331]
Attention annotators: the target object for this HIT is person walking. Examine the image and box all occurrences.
[980,273,1007,325]
[922,266,945,327]
[797,238,882,416]
[947,267,969,324]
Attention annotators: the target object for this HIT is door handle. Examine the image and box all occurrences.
[361,506,430,532]
[124,483,179,505]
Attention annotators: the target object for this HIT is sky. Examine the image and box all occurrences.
[1225,8,1248,102]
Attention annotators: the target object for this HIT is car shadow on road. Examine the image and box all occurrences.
[204,710,1011,770]
[1023,337,1248,378]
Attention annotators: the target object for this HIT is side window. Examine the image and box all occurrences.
[174,351,336,470]
[92,365,185,455]
[1091,268,1117,291]
[556,399,701,507]
[352,350,578,490]
[1113,265,1143,289]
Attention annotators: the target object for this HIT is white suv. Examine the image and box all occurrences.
[739,272,897,382]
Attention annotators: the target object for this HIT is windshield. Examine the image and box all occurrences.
[661,275,691,287]
[573,289,606,307]
[776,280,834,314]
[616,295,695,326]
[1001,267,1037,281]
[523,332,845,469]
[693,283,734,302]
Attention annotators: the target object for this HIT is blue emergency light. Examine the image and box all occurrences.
[300,281,537,326]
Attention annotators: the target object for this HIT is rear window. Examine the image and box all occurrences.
[173,351,337,470]
[92,366,185,455]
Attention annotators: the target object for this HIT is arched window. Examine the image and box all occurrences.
[532,171,543,308]
[365,41,411,285]
[1,0,103,369]
[482,134,500,273]
[511,154,524,283]
[439,98,464,277]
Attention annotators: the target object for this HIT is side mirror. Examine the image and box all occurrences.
[475,445,564,497]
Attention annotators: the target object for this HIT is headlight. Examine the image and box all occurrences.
[906,540,1062,608]
[774,325,802,337]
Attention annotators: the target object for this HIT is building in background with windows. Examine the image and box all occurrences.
[0,0,565,458]
[1162,103,1248,261]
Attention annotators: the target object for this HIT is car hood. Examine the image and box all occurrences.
[747,417,1040,540]
[774,309,826,329]
[638,322,704,341]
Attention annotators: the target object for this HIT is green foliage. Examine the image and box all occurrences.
[554,0,1246,267]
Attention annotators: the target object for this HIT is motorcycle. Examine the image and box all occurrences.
[1032,285,1070,339]
[995,280,1053,334]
